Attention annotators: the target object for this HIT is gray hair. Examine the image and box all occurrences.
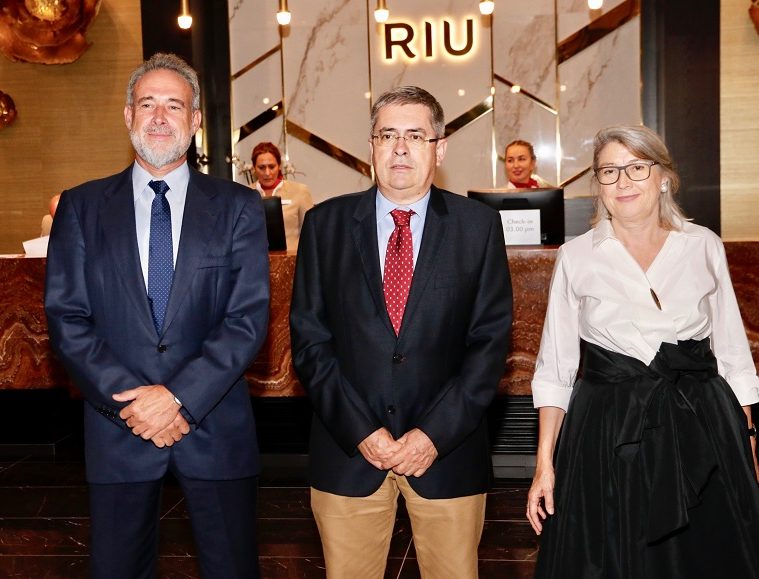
[370,86,445,138]
[590,124,687,229]
[126,53,200,111]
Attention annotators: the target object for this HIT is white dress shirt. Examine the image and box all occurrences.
[532,218,759,410]
[132,162,189,290]
[376,188,430,276]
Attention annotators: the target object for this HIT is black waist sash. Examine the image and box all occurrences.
[580,338,728,542]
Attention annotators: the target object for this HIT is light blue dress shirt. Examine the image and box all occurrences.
[132,162,189,290]
[376,188,431,277]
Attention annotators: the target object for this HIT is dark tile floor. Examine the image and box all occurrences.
[0,442,538,578]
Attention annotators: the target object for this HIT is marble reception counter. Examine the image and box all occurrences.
[1,243,757,397]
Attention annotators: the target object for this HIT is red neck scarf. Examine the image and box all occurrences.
[511,178,539,189]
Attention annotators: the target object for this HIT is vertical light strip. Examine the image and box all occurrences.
[553,0,562,187]
[278,24,289,165]
[365,0,376,181]
[489,7,497,187]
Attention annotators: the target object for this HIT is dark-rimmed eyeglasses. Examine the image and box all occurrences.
[593,161,658,185]
[371,132,440,150]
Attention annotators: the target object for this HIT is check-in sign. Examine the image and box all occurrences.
[499,209,541,245]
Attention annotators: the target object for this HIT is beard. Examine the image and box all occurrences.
[129,123,191,170]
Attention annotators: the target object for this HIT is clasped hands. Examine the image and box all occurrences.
[357,427,438,477]
[113,385,190,448]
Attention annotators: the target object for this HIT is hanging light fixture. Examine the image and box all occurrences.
[479,0,495,15]
[374,0,389,23]
[588,0,603,8]
[276,0,291,26]
[177,0,192,29]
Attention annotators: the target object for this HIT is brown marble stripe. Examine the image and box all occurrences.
[558,0,641,65]
[285,120,372,177]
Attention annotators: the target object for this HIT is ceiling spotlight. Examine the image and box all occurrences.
[177,0,192,29]
[479,0,495,15]
[588,0,603,9]
[510,84,521,94]
[374,0,389,23]
[276,0,291,26]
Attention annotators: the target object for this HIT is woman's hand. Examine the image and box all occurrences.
[750,429,759,483]
[526,463,556,535]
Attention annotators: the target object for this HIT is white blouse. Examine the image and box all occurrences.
[532,218,759,411]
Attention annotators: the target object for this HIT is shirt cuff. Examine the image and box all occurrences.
[725,372,759,406]
[531,382,573,411]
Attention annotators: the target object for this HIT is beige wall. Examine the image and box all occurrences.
[721,0,759,240]
[0,0,142,254]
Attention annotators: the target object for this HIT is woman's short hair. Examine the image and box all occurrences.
[251,142,282,170]
[505,139,536,160]
[590,125,687,229]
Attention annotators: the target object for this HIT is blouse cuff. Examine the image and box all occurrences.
[725,372,759,406]
[531,382,573,411]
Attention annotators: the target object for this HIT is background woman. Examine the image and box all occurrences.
[526,125,759,578]
[504,139,551,188]
[251,142,314,251]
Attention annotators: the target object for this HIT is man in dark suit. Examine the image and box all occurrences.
[290,86,513,578]
[44,53,269,579]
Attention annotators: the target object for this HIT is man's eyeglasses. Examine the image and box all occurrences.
[594,161,658,185]
[371,132,441,150]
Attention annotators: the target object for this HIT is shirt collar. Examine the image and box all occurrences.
[375,187,431,222]
[132,161,190,201]
[592,215,691,248]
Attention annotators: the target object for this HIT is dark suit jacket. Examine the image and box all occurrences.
[290,186,513,499]
[44,165,270,484]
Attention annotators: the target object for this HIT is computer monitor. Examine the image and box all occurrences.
[261,196,287,251]
[467,187,565,245]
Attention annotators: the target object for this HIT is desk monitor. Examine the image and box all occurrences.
[261,196,287,251]
[467,187,565,245]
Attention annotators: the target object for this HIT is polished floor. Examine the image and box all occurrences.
[0,443,538,578]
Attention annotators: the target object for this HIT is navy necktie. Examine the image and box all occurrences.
[147,180,174,333]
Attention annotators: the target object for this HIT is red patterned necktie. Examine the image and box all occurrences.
[383,208,414,335]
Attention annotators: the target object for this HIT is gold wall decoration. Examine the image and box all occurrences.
[0,0,102,64]
[0,90,17,128]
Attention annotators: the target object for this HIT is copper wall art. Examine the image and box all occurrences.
[0,0,102,64]
[0,91,17,128]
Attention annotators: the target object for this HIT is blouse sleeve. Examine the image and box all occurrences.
[531,246,581,411]
[708,238,759,406]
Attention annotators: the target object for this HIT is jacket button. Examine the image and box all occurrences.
[387,405,396,414]
[392,353,405,364]
[157,344,168,353]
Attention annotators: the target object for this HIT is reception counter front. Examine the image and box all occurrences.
[1,244,758,396]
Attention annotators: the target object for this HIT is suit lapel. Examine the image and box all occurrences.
[399,186,448,339]
[100,167,156,337]
[161,170,220,335]
[351,187,395,336]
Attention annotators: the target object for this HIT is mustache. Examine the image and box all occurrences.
[144,124,175,136]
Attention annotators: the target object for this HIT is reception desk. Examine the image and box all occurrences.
[1,244,758,396]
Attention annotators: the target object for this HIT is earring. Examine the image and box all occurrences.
[660,182,668,194]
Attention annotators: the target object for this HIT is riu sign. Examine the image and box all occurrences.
[383,18,477,61]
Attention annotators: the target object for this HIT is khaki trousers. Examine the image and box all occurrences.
[311,471,486,579]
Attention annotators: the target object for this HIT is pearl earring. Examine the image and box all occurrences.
[660,182,668,194]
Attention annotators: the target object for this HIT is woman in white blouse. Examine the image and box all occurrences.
[526,125,759,578]
[251,142,314,251]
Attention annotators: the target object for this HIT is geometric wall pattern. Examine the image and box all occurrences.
[229,0,641,206]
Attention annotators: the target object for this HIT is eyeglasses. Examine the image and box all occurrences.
[371,132,441,150]
[594,161,658,185]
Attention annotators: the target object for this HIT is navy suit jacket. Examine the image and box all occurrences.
[290,186,513,499]
[44,165,270,484]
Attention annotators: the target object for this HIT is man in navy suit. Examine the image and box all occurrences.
[290,86,513,578]
[44,53,269,579]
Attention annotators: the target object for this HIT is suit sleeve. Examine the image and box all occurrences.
[416,211,513,459]
[163,193,270,425]
[44,191,139,427]
[289,210,383,456]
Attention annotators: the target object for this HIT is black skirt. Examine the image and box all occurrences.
[535,339,759,579]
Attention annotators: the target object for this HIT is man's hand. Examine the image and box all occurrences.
[386,428,438,477]
[150,413,191,449]
[357,427,403,470]
[113,385,180,440]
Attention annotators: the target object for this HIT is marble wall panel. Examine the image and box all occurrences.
[228,0,281,75]
[494,85,559,188]
[231,51,282,133]
[282,0,371,159]
[557,0,627,41]
[492,0,556,107]
[558,17,641,183]
[368,0,492,122]
[436,111,495,195]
